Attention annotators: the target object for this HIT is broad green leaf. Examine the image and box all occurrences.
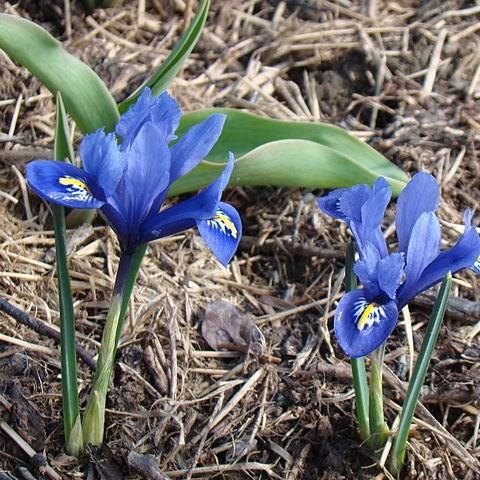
[118,0,210,113]
[0,14,119,133]
[170,109,409,196]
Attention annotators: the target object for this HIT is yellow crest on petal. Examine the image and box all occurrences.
[207,210,238,239]
[354,299,385,331]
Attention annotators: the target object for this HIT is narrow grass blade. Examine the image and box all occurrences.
[345,242,370,442]
[53,93,83,455]
[0,14,119,133]
[118,0,210,113]
[389,273,452,476]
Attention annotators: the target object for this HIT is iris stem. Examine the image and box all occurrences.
[53,205,83,456]
[345,242,370,442]
[82,249,141,446]
[367,344,390,449]
[53,92,83,456]
[389,274,452,476]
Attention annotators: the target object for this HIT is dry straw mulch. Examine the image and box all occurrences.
[1,0,480,478]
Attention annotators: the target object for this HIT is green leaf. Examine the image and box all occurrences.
[0,14,119,133]
[170,109,409,196]
[53,93,83,455]
[389,274,452,476]
[118,0,210,113]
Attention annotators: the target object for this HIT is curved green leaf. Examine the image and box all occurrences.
[118,0,210,113]
[0,14,119,133]
[170,109,409,196]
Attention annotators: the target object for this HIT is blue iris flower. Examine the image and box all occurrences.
[318,173,480,358]
[26,88,242,266]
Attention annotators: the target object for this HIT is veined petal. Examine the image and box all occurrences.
[26,160,105,209]
[80,129,124,196]
[116,88,181,149]
[139,154,235,243]
[377,252,404,300]
[122,122,171,230]
[334,288,398,358]
[399,211,440,302]
[317,188,350,222]
[170,114,226,183]
[354,243,382,297]
[361,178,391,234]
[396,172,439,253]
[197,202,242,266]
[354,246,404,300]
[339,184,373,223]
[397,209,480,307]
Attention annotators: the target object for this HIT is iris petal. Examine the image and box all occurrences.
[170,114,226,183]
[116,89,181,149]
[121,122,171,231]
[197,202,242,266]
[316,188,350,222]
[397,211,440,303]
[396,172,439,253]
[398,209,480,307]
[354,243,382,297]
[377,252,404,300]
[334,288,398,358]
[339,184,372,223]
[26,160,105,209]
[139,154,235,243]
[80,129,124,196]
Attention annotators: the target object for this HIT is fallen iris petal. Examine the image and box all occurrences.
[334,288,398,358]
[197,201,242,267]
[26,160,105,209]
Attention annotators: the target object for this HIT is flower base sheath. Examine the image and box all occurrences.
[318,173,480,358]
[26,88,242,265]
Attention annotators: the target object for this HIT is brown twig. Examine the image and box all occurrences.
[0,297,96,370]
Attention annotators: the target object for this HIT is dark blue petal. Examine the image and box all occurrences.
[339,184,372,223]
[377,252,404,300]
[354,243,382,297]
[122,122,171,230]
[99,203,129,250]
[116,88,181,149]
[398,211,440,303]
[196,202,242,266]
[356,178,391,257]
[26,160,105,209]
[361,177,391,234]
[80,129,124,196]
[139,154,234,243]
[396,172,439,253]
[170,114,226,183]
[316,188,350,222]
[334,288,398,358]
[397,209,480,307]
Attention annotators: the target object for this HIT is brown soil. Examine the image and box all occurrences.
[1,0,480,479]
